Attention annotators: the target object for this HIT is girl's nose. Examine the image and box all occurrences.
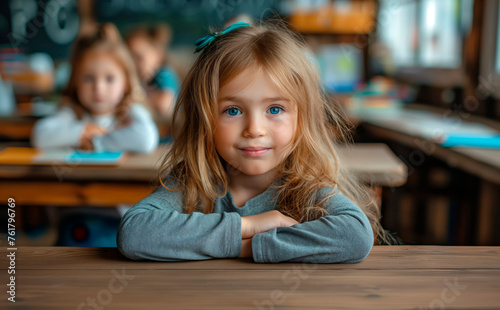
[94,79,105,95]
[243,113,266,138]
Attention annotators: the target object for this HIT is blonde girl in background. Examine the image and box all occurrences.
[118,21,387,263]
[32,23,158,153]
[126,23,180,139]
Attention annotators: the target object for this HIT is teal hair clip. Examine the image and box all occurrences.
[194,22,250,53]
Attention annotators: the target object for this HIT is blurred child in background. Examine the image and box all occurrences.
[32,23,158,153]
[30,23,159,247]
[126,23,180,140]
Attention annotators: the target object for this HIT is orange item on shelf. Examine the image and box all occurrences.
[290,1,377,34]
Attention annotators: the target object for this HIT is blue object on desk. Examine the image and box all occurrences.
[67,151,124,164]
[441,134,500,149]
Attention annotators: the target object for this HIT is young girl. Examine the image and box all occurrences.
[125,24,180,127]
[32,23,158,153]
[117,22,384,263]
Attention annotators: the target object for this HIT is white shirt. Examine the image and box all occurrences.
[31,104,159,154]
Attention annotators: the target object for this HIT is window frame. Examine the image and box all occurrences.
[479,0,500,100]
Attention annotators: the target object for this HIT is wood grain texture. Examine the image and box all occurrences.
[0,246,498,309]
[2,246,499,271]
[3,269,500,310]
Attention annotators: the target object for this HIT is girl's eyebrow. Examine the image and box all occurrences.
[263,97,290,103]
[219,96,290,103]
[219,96,242,103]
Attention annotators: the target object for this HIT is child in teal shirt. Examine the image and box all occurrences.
[126,24,180,142]
[118,22,384,263]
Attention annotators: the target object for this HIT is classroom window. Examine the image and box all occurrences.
[418,0,462,68]
[377,0,472,70]
[496,3,500,74]
[377,0,417,67]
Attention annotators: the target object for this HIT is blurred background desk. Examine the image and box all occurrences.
[0,143,407,207]
[0,115,40,141]
[0,146,166,207]
[353,104,500,184]
[352,104,500,245]
[1,246,498,309]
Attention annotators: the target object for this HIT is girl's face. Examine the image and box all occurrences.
[214,66,297,178]
[127,36,163,82]
[76,52,127,116]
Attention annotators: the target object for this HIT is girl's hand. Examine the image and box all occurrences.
[241,210,299,239]
[79,123,108,151]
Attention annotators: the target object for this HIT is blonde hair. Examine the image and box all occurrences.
[63,23,147,123]
[159,21,387,244]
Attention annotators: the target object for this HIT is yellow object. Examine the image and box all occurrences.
[290,1,377,34]
[0,147,39,165]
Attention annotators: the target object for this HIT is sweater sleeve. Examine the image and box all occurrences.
[31,107,86,148]
[116,185,243,261]
[92,104,159,154]
[251,189,374,263]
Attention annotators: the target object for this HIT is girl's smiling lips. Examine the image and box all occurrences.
[238,146,271,157]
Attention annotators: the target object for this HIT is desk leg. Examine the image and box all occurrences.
[371,186,382,245]
[372,186,382,210]
[477,180,498,245]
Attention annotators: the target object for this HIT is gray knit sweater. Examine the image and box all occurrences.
[117,182,373,263]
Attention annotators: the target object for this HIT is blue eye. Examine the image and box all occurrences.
[225,107,241,116]
[268,106,283,115]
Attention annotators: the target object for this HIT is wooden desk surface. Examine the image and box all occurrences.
[337,143,407,187]
[0,145,168,182]
[0,115,39,141]
[1,246,498,309]
[453,147,500,170]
